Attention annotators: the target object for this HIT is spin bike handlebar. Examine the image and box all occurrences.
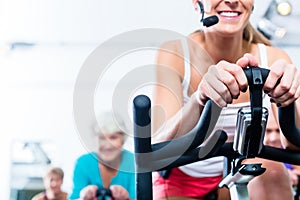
[243,67,300,147]
[133,67,300,200]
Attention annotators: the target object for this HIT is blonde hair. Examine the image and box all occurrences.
[243,23,271,46]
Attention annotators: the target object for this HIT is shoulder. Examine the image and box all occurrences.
[157,39,185,65]
[31,192,45,200]
[158,30,203,53]
[156,39,186,80]
[120,150,135,172]
[189,30,204,42]
[156,32,204,81]
[62,192,68,200]
[76,152,98,165]
[122,149,134,160]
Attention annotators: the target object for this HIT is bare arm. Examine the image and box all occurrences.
[152,39,249,143]
[152,40,204,143]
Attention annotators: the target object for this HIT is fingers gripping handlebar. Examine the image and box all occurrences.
[244,67,300,148]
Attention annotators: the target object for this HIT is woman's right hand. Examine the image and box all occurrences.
[110,185,130,200]
[79,185,98,200]
[197,60,248,107]
[196,53,260,107]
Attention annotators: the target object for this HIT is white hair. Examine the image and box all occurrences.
[93,111,127,139]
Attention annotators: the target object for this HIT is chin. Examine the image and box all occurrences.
[101,154,121,164]
[51,189,60,195]
[215,23,244,35]
[102,157,117,163]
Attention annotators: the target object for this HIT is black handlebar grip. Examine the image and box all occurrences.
[133,95,151,127]
[244,67,270,85]
[133,95,153,200]
[133,95,152,154]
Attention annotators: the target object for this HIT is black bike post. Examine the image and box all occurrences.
[133,95,153,200]
[244,67,269,157]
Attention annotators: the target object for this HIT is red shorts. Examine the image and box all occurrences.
[153,168,222,199]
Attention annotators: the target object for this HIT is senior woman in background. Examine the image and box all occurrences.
[69,112,135,200]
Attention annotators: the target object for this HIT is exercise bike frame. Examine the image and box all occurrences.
[133,67,300,200]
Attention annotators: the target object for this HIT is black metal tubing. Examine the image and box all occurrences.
[278,103,300,147]
[133,67,300,200]
[243,67,269,157]
[149,143,300,173]
[133,95,152,200]
[150,100,222,159]
[151,142,300,172]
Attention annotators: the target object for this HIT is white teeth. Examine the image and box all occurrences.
[220,12,238,17]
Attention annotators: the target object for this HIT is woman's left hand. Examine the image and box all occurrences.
[237,54,300,107]
[264,59,300,107]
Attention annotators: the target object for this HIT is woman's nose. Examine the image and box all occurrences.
[225,0,238,3]
[51,180,58,187]
[269,133,278,142]
[224,0,238,6]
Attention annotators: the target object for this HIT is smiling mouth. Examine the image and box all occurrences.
[218,11,241,17]
[102,149,115,153]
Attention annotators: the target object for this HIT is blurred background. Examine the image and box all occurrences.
[0,0,299,199]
